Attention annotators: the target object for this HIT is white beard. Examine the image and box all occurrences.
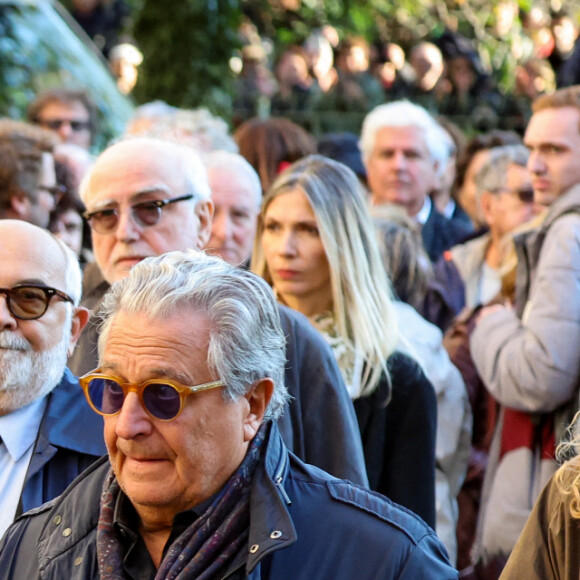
[0,326,70,414]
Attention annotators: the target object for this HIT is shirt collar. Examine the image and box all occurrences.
[0,397,47,461]
[415,195,432,225]
[442,198,456,219]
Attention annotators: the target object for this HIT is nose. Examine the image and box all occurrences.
[391,151,408,170]
[211,211,232,243]
[115,208,141,243]
[57,122,73,142]
[47,192,56,212]
[114,391,153,439]
[527,151,545,175]
[0,294,18,331]
[278,229,297,257]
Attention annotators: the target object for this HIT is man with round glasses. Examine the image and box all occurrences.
[0,220,105,539]
[70,136,368,486]
[0,251,456,578]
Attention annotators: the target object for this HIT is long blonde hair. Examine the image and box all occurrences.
[252,155,399,396]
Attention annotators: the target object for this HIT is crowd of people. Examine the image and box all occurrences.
[232,8,580,136]
[1,11,580,578]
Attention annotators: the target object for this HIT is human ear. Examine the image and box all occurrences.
[9,193,31,219]
[67,306,90,357]
[479,191,495,226]
[242,378,274,442]
[195,200,215,250]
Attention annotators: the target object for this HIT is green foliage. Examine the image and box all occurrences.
[132,0,242,118]
[238,0,580,93]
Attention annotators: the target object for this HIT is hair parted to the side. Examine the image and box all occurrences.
[0,119,58,209]
[474,144,530,199]
[27,88,98,139]
[97,250,288,420]
[252,154,399,397]
[359,100,446,166]
[532,84,580,117]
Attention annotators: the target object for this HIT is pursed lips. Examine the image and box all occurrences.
[275,269,302,280]
[114,256,147,266]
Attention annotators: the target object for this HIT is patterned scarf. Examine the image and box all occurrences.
[97,422,269,580]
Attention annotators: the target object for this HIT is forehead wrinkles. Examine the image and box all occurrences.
[87,147,188,205]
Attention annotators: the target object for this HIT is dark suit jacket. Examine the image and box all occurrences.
[20,368,106,515]
[422,203,472,263]
[69,263,369,487]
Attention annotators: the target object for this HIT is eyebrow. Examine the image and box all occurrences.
[89,187,173,210]
[12,278,53,287]
[99,362,194,385]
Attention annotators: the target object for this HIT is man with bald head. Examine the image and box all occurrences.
[70,137,368,486]
[0,220,105,538]
[204,150,262,267]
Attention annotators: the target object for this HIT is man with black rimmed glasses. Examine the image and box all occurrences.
[0,119,63,229]
[70,136,369,487]
[0,220,106,539]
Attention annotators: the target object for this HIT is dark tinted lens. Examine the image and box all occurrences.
[70,121,89,132]
[133,202,162,227]
[88,378,125,414]
[43,119,64,130]
[517,189,534,203]
[89,209,119,233]
[142,382,181,420]
[11,287,48,318]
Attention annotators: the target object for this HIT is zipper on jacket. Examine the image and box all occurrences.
[274,453,292,505]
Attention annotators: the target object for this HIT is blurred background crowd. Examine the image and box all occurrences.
[3,1,580,579]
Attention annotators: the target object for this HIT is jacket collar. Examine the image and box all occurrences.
[38,368,106,457]
[542,182,580,231]
[36,422,297,574]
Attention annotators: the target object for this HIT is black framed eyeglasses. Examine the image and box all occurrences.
[0,285,74,320]
[493,187,535,203]
[83,194,195,234]
[79,369,225,421]
[38,119,91,132]
[38,183,66,202]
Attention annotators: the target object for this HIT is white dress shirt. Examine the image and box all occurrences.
[0,397,46,538]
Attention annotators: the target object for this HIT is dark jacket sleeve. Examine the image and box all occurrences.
[0,505,48,579]
[355,352,437,528]
[275,305,369,487]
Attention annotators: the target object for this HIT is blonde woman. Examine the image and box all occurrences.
[252,154,438,526]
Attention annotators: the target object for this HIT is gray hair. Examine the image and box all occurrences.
[51,235,83,306]
[79,137,211,205]
[203,150,262,208]
[359,100,447,169]
[475,144,530,195]
[97,250,288,420]
[132,108,239,154]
